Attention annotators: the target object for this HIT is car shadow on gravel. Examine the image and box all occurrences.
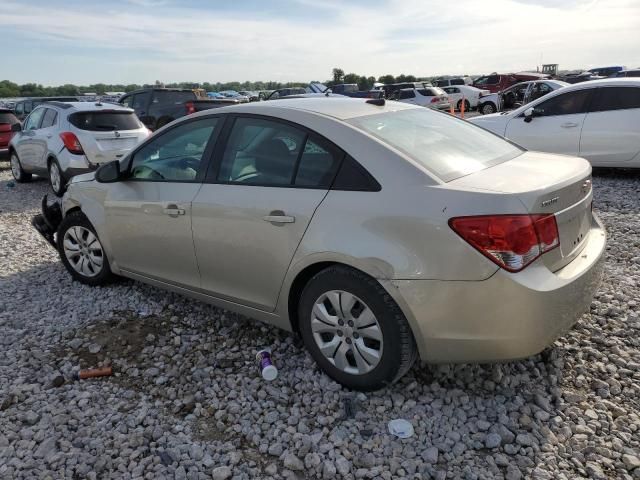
[0,164,50,215]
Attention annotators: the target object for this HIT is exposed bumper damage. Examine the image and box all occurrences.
[32,195,63,248]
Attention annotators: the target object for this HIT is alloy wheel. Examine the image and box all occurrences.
[310,290,383,375]
[50,162,61,193]
[10,154,21,180]
[62,226,104,277]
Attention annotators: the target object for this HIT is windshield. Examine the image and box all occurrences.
[348,108,523,182]
[69,111,143,131]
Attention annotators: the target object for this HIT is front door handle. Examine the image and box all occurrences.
[561,122,579,128]
[263,210,295,224]
[163,204,186,216]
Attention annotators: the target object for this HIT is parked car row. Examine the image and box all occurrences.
[476,79,569,114]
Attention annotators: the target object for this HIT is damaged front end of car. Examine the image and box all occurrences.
[32,195,62,248]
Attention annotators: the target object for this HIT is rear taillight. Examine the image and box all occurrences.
[431,97,439,103]
[59,132,84,155]
[449,214,559,272]
[185,101,196,115]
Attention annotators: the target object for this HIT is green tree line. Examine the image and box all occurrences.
[0,69,432,98]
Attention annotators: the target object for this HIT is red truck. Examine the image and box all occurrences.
[473,72,550,93]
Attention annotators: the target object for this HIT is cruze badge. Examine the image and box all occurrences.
[541,197,559,207]
[114,131,121,138]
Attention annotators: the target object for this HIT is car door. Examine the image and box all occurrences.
[191,115,342,311]
[505,88,593,156]
[131,92,153,129]
[444,87,461,106]
[579,86,640,165]
[31,108,58,170]
[15,107,46,171]
[103,116,221,289]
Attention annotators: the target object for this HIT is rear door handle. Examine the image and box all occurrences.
[263,211,295,224]
[163,204,186,216]
[561,122,579,128]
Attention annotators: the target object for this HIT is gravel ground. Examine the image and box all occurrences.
[0,164,639,480]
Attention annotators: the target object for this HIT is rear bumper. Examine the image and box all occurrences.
[389,213,606,363]
[31,195,63,248]
[0,147,8,159]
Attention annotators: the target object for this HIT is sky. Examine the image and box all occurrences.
[2,0,639,85]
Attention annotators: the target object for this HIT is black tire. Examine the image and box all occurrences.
[298,266,417,391]
[56,211,116,286]
[456,99,471,112]
[10,151,32,183]
[48,158,66,196]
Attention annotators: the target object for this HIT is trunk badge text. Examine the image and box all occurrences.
[541,197,559,207]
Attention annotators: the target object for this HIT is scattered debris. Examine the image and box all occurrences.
[6,181,15,188]
[341,396,356,420]
[388,418,414,439]
[256,348,278,381]
[77,366,112,380]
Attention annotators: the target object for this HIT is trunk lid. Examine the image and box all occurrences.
[78,130,146,165]
[450,151,593,271]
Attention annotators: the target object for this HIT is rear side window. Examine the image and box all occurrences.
[450,79,465,85]
[0,112,18,124]
[533,89,593,116]
[590,87,640,112]
[331,156,380,192]
[132,92,151,110]
[349,109,522,182]
[69,111,143,131]
[152,91,195,105]
[40,109,58,128]
[399,90,415,100]
[294,137,341,187]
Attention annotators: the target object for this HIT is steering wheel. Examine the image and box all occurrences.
[233,171,259,183]
[133,165,166,180]
[177,157,200,170]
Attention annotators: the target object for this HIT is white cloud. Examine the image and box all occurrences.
[1,0,638,84]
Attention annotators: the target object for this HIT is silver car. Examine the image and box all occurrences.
[9,101,149,195]
[32,98,606,391]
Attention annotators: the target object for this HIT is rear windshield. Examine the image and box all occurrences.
[69,111,142,131]
[0,112,18,124]
[348,108,522,182]
[419,88,445,97]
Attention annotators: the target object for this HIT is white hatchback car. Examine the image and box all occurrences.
[470,79,640,167]
[9,101,150,195]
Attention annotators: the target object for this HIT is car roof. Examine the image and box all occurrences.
[558,77,640,90]
[195,97,417,121]
[39,101,134,113]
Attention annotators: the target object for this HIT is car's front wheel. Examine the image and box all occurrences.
[481,102,497,114]
[57,211,115,286]
[10,152,32,183]
[49,159,66,196]
[299,266,417,391]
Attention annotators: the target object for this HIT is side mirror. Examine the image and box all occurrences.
[11,123,22,132]
[523,107,534,123]
[95,160,122,183]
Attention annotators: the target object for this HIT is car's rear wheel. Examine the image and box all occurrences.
[57,211,115,286]
[457,99,471,112]
[481,102,497,114]
[49,159,65,196]
[299,266,417,391]
[10,152,32,183]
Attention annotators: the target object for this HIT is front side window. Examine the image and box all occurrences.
[349,109,522,182]
[590,87,640,112]
[24,108,45,131]
[40,108,58,128]
[129,117,219,181]
[399,90,415,100]
[451,79,465,86]
[533,89,593,117]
